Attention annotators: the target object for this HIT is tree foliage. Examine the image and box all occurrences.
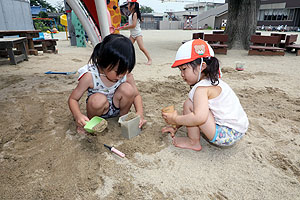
[140,6,154,13]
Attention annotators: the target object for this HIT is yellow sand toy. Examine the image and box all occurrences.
[60,14,68,39]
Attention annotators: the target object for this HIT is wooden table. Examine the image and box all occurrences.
[0,30,41,55]
[0,37,28,65]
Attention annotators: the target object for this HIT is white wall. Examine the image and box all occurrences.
[0,0,34,30]
[159,21,184,30]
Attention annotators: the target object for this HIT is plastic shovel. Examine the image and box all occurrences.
[84,116,107,134]
[44,71,77,75]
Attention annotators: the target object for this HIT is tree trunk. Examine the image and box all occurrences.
[225,0,260,50]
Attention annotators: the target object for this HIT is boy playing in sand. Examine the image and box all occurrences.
[162,39,249,150]
[68,34,146,134]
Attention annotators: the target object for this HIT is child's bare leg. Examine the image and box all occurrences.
[129,36,135,44]
[113,82,135,116]
[172,126,202,151]
[136,36,152,65]
[86,93,109,118]
[172,99,202,151]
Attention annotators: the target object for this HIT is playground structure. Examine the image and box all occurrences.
[64,0,121,47]
[60,14,68,40]
[32,18,59,32]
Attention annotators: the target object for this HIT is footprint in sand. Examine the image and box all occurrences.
[267,151,300,181]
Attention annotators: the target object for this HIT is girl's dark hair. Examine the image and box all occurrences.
[188,57,220,86]
[89,34,136,75]
[129,2,142,22]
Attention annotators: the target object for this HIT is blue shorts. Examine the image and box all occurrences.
[210,124,244,146]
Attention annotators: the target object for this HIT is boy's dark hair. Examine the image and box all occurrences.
[129,2,142,22]
[188,57,220,85]
[89,34,136,75]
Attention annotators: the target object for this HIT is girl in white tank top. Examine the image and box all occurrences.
[162,39,249,151]
[118,1,152,65]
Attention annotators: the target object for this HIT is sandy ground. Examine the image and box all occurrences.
[0,30,300,199]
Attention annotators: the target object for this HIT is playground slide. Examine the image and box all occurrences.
[60,14,67,26]
[65,0,101,46]
[81,0,118,34]
[107,0,121,34]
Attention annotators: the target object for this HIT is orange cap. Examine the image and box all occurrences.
[172,39,214,68]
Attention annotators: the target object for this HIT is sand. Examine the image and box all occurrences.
[0,30,300,199]
[92,119,108,134]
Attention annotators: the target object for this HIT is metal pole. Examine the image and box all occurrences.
[94,0,110,38]
[197,0,199,30]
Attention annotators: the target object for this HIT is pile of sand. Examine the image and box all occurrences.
[0,30,299,199]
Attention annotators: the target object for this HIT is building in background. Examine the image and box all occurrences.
[257,0,300,30]
[31,6,47,17]
[0,0,34,30]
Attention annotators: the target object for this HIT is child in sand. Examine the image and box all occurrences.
[117,0,152,65]
[162,39,249,150]
[68,34,147,134]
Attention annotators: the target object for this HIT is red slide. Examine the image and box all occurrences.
[81,0,100,29]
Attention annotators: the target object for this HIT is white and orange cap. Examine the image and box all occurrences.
[171,39,214,68]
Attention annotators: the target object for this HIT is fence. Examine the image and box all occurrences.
[140,21,159,30]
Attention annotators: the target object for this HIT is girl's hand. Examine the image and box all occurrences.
[75,114,90,128]
[138,115,147,128]
[161,126,177,138]
[162,110,178,125]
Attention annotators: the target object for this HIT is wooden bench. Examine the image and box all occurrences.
[212,30,224,34]
[33,39,58,54]
[248,35,285,56]
[192,32,204,39]
[271,33,286,48]
[182,32,204,44]
[0,30,40,55]
[0,37,28,65]
[204,34,228,54]
[284,34,300,56]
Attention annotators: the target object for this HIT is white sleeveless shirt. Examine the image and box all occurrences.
[189,78,249,133]
[78,64,127,104]
[128,13,142,37]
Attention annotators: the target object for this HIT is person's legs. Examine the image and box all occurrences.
[129,35,136,44]
[172,99,216,151]
[113,82,135,116]
[74,93,109,134]
[172,99,202,150]
[135,36,152,65]
[86,93,109,118]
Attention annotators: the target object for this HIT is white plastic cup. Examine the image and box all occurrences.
[118,113,141,139]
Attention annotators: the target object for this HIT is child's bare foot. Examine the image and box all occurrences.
[172,137,202,151]
[146,59,152,65]
[77,126,87,135]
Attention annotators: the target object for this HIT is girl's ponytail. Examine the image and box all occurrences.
[89,42,103,68]
[203,57,220,86]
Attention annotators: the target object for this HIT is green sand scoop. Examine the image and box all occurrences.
[84,116,107,134]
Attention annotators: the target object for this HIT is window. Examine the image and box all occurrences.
[258,9,294,21]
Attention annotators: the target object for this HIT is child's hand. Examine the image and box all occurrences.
[161,126,177,138]
[75,114,90,128]
[138,115,147,128]
[162,110,178,125]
